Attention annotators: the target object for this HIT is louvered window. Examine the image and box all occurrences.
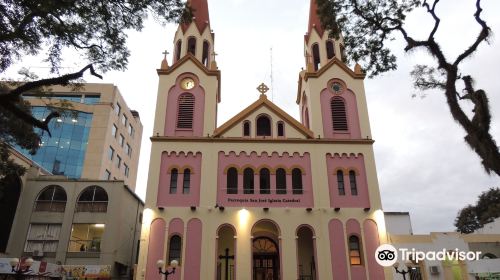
[177,94,195,129]
[331,97,348,131]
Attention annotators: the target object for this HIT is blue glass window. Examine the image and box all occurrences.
[14,107,93,179]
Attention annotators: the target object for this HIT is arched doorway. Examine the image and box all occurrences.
[0,175,22,252]
[252,220,281,280]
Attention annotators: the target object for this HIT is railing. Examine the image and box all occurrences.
[34,201,66,212]
[75,201,108,212]
[68,240,101,252]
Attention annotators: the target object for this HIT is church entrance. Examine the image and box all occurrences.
[252,237,279,280]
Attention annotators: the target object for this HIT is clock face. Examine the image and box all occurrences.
[181,78,195,90]
[331,82,343,94]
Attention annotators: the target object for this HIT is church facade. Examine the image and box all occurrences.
[137,0,392,279]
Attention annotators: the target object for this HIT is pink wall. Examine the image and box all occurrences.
[146,218,166,280]
[328,219,348,280]
[326,153,370,208]
[320,86,361,139]
[157,151,202,207]
[363,219,385,279]
[184,219,203,280]
[217,151,313,208]
[346,219,367,280]
[168,218,184,280]
[164,74,205,137]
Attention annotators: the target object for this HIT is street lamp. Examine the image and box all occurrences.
[156,259,178,279]
[393,261,417,280]
[10,257,34,280]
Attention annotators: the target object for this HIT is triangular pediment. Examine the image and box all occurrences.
[213,94,314,139]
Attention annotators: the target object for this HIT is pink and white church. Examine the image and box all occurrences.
[136,0,392,279]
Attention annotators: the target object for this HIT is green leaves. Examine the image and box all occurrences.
[455,188,500,234]
[0,0,187,74]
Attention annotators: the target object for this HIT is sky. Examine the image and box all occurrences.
[3,0,500,234]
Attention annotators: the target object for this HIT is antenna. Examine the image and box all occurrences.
[270,47,274,102]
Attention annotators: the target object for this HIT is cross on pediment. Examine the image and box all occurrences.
[257,83,269,95]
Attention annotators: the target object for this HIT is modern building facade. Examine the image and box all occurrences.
[18,83,143,190]
[137,1,391,279]
[1,164,144,280]
[385,213,500,280]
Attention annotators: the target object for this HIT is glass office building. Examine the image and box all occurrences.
[16,106,93,179]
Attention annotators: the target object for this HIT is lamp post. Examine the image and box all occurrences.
[156,259,178,279]
[9,257,34,280]
[393,261,415,280]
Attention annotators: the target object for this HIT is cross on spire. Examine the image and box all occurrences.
[257,83,269,95]
[211,51,218,61]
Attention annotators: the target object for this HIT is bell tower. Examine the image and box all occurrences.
[298,0,372,140]
[153,0,221,138]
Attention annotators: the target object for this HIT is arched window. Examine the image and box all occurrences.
[304,108,310,129]
[170,169,178,194]
[256,115,271,136]
[259,168,270,194]
[340,44,347,63]
[243,121,251,136]
[77,186,108,212]
[276,168,287,194]
[168,235,182,264]
[202,41,210,67]
[177,93,195,129]
[227,167,238,194]
[292,168,303,194]
[187,37,196,56]
[243,168,254,194]
[348,235,362,265]
[35,185,67,212]
[182,169,191,194]
[337,170,345,195]
[331,97,348,131]
[326,40,335,60]
[349,171,358,196]
[175,40,182,62]
[277,122,284,137]
[312,43,320,71]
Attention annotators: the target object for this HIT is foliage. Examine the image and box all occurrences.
[316,0,500,176]
[455,188,500,233]
[0,0,189,177]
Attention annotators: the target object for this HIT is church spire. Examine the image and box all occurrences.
[304,0,346,72]
[307,0,325,40]
[181,0,210,33]
[172,0,215,68]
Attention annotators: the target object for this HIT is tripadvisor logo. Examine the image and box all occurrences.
[375,244,482,267]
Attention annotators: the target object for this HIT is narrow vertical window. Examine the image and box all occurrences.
[175,40,182,62]
[259,168,270,194]
[183,169,191,194]
[340,44,347,63]
[243,121,251,136]
[276,168,287,194]
[256,115,271,136]
[168,235,182,264]
[170,169,178,194]
[243,168,254,194]
[326,40,335,59]
[277,122,284,137]
[331,97,348,131]
[337,170,345,195]
[177,93,195,129]
[349,236,362,265]
[292,168,303,194]
[187,37,196,56]
[312,43,320,71]
[227,167,238,194]
[349,170,358,196]
[304,108,310,129]
[202,41,210,67]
